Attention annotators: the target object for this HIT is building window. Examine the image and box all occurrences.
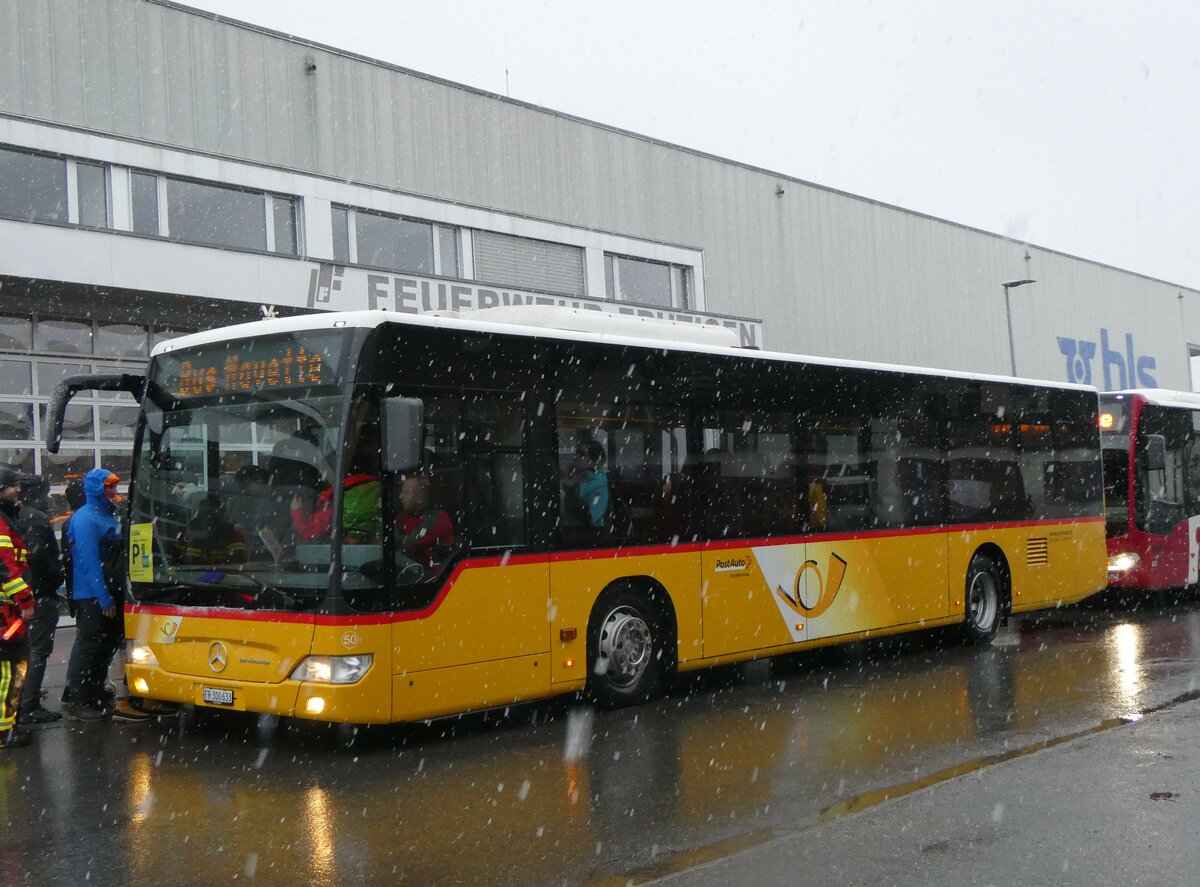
[34,320,92,355]
[126,172,301,255]
[130,171,160,236]
[472,231,585,297]
[0,146,66,223]
[331,206,351,263]
[0,318,32,351]
[605,254,691,309]
[271,195,298,255]
[332,205,461,276]
[0,314,194,514]
[75,162,109,228]
[355,210,433,273]
[0,145,116,231]
[166,178,267,251]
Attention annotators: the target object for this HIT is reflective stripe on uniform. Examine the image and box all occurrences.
[2,577,27,594]
[0,660,13,732]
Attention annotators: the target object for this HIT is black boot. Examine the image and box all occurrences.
[0,728,32,749]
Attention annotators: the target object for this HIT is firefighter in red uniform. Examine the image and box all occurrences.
[0,468,34,749]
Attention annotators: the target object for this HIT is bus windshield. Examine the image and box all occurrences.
[129,394,349,609]
[128,330,356,610]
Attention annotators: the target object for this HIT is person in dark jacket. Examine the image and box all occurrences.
[0,468,34,749]
[61,469,127,721]
[13,475,64,726]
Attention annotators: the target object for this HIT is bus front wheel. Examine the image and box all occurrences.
[586,585,665,708]
[962,554,1004,644]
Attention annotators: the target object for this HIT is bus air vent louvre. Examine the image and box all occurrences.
[1026,538,1049,566]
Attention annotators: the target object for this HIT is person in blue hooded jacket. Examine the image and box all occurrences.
[61,469,125,721]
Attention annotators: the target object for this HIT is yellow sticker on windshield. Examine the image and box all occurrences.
[129,522,153,582]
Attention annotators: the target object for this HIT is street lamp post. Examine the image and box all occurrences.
[1002,279,1036,376]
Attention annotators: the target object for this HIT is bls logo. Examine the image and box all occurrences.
[1057,328,1157,390]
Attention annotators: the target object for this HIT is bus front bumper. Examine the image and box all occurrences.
[125,665,393,724]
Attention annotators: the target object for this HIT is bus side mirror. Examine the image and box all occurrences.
[46,373,144,453]
[1143,434,1166,472]
[382,397,424,473]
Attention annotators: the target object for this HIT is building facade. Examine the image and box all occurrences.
[1,0,1198,497]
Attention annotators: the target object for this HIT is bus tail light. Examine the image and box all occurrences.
[290,654,373,684]
[1108,552,1141,574]
[127,641,160,668]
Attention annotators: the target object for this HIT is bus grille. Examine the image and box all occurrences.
[1026,537,1049,566]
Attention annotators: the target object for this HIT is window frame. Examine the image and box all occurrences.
[604,253,693,309]
[333,204,461,277]
[126,169,302,256]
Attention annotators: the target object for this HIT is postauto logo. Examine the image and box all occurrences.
[1057,328,1157,390]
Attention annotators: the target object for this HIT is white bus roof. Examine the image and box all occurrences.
[152,307,1097,393]
[1102,389,1200,410]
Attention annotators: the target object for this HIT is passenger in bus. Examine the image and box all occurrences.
[395,475,454,572]
[178,494,246,566]
[290,425,382,543]
[562,440,609,529]
[229,465,287,560]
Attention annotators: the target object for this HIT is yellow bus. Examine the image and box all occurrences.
[46,307,1106,726]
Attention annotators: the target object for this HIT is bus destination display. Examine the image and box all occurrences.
[153,332,346,398]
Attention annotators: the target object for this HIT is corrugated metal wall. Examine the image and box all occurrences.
[2,0,1197,385]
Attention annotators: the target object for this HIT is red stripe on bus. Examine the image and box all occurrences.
[127,515,1101,628]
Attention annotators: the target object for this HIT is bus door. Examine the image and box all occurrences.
[1135,405,1196,585]
[386,392,549,712]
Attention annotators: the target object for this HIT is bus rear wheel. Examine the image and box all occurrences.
[587,585,665,708]
[962,554,1004,644]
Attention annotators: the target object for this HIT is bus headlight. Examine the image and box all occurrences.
[127,641,160,668]
[290,654,373,684]
[1107,552,1141,574]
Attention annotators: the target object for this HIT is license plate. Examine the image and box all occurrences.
[202,687,234,706]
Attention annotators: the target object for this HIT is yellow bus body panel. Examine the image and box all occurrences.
[125,519,1104,725]
[390,561,549,671]
[947,520,1106,615]
[701,534,952,658]
[389,560,550,719]
[549,551,702,683]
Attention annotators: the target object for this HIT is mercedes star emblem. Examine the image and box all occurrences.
[208,641,229,673]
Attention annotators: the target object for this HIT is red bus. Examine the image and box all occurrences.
[1100,389,1200,591]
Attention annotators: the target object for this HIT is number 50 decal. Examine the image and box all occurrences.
[776,552,848,619]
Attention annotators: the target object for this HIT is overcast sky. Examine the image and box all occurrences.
[182,0,1199,290]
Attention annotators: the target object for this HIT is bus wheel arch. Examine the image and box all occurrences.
[585,577,677,708]
[962,546,1010,644]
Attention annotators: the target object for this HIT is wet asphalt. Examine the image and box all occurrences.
[7,596,1200,886]
[643,692,1200,887]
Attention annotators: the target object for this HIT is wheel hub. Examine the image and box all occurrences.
[968,571,998,629]
[598,607,652,687]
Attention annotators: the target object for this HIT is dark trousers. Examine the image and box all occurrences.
[63,599,121,707]
[19,596,59,711]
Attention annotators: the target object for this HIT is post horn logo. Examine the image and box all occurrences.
[776,552,848,619]
[208,641,229,673]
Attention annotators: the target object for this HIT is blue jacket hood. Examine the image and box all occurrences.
[67,468,122,610]
[83,468,117,509]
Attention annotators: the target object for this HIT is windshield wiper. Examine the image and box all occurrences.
[132,582,185,602]
[217,571,301,611]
